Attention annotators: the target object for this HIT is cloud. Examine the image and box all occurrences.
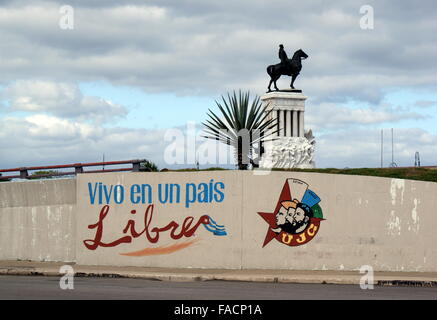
[0,115,236,170]
[306,102,424,130]
[1,114,436,171]
[0,1,436,102]
[316,127,437,168]
[414,100,437,108]
[0,1,437,170]
[2,80,127,123]
[0,114,167,168]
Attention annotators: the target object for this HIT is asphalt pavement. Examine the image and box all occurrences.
[2,260,437,286]
[1,275,437,300]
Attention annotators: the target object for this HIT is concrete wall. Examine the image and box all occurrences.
[1,171,437,272]
[0,179,76,262]
[242,172,437,272]
[76,171,243,269]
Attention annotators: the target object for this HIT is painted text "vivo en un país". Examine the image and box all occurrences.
[87,180,225,208]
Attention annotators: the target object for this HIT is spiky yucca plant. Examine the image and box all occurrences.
[202,91,278,170]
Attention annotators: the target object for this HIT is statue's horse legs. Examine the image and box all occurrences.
[268,75,280,92]
[267,79,273,92]
[267,65,281,92]
[290,73,299,89]
[268,64,302,92]
[273,75,280,91]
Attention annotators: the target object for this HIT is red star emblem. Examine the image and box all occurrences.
[257,179,293,247]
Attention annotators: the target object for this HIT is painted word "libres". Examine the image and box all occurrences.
[84,204,209,250]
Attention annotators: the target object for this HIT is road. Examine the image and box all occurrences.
[0,275,437,300]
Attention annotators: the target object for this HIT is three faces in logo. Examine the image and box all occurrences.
[275,200,313,234]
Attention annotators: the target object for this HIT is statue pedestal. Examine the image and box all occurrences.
[259,91,315,169]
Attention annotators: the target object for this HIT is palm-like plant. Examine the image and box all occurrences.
[202,90,278,170]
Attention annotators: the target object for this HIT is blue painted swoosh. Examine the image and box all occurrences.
[208,216,225,229]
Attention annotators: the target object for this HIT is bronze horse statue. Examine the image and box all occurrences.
[267,48,308,92]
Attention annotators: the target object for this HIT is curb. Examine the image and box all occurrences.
[2,267,437,287]
[0,267,356,284]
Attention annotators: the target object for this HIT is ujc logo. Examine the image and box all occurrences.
[258,178,325,247]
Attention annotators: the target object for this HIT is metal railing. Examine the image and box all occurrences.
[0,159,146,181]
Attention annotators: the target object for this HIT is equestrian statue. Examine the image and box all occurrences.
[267,45,308,92]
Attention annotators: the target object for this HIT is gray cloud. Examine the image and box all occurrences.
[306,102,425,130]
[316,127,437,168]
[1,114,435,171]
[1,81,127,123]
[415,100,437,108]
[0,115,235,170]
[0,0,436,102]
[0,1,437,170]
[0,114,167,169]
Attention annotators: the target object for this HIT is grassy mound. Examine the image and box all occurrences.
[272,167,437,183]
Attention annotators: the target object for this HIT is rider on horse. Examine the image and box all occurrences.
[279,44,288,66]
[278,44,295,76]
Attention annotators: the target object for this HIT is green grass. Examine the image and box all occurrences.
[164,166,437,183]
[3,166,437,183]
[165,167,229,172]
[272,167,437,183]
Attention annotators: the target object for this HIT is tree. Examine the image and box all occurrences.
[30,170,59,179]
[140,159,159,172]
[202,91,278,170]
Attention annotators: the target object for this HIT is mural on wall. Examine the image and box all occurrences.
[258,178,324,247]
[82,180,227,256]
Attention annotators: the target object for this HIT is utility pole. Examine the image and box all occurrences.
[381,129,383,168]
[391,128,394,165]
[389,128,397,167]
[415,152,421,167]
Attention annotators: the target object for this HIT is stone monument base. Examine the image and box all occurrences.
[268,88,303,93]
[259,90,315,169]
[259,136,315,169]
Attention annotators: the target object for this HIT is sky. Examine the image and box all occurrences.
[1,0,437,170]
